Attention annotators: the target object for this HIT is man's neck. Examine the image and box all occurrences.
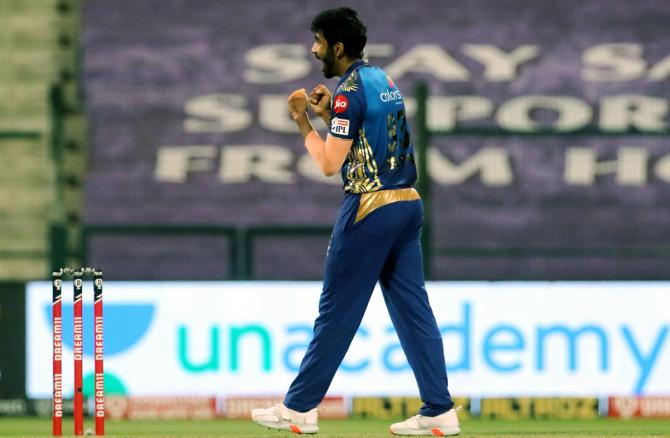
[336,58,362,77]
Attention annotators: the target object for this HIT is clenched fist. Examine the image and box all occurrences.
[287,88,309,121]
[309,84,332,119]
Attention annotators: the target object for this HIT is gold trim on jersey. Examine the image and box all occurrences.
[344,128,382,194]
[337,70,359,93]
[355,188,421,223]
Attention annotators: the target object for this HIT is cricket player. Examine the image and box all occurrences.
[252,7,460,436]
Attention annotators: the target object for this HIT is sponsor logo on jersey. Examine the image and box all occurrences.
[380,89,402,102]
[330,117,350,136]
[333,95,349,113]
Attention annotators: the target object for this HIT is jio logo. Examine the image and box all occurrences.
[333,95,348,113]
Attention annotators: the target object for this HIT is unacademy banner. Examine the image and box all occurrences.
[26,281,670,398]
[83,0,670,279]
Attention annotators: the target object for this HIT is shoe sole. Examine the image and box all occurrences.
[254,420,319,434]
[389,426,461,436]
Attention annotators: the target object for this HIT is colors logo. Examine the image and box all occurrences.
[380,89,402,102]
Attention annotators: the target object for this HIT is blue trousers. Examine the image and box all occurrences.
[284,192,453,417]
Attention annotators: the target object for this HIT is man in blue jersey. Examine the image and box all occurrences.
[251,7,460,436]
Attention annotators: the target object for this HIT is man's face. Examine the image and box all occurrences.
[311,32,336,78]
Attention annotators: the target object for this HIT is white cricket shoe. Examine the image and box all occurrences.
[251,403,319,434]
[390,408,460,436]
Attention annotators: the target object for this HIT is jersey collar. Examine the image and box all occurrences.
[337,59,367,87]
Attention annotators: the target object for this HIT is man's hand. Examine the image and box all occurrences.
[287,88,309,121]
[309,84,332,120]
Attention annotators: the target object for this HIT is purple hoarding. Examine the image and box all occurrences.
[83,0,670,279]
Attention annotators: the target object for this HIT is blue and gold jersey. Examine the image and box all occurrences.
[329,60,417,194]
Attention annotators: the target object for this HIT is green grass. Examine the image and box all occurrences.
[0,417,669,437]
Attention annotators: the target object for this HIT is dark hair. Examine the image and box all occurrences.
[311,7,367,59]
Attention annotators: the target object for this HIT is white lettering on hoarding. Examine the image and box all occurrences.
[244,44,311,84]
[154,144,670,187]
[242,43,670,83]
[180,93,669,136]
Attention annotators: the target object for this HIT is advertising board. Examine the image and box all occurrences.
[26,282,670,398]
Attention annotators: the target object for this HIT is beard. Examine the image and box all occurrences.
[319,47,336,78]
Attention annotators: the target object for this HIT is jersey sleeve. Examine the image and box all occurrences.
[328,82,365,140]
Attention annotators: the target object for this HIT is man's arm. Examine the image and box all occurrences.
[288,88,352,177]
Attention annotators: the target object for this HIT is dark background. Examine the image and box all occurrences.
[82,0,670,279]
